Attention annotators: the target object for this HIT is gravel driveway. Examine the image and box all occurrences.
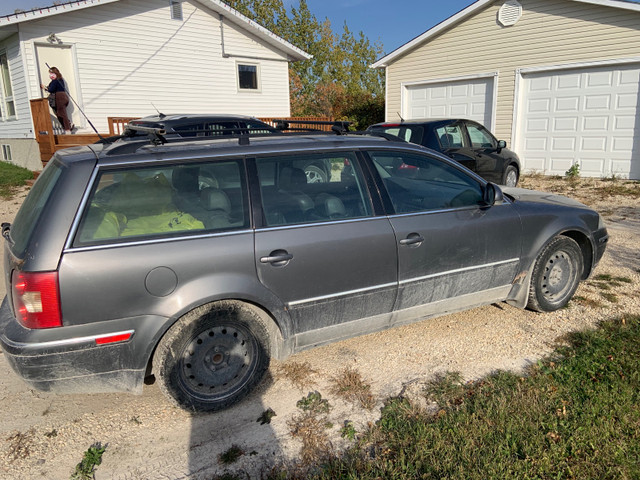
[0,178,638,479]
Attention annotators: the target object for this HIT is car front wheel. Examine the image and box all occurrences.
[527,236,583,312]
[153,301,271,412]
[502,165,519,187]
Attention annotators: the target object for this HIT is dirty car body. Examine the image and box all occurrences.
[0,132,608,411]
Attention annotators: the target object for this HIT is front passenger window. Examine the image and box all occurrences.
[368,151,484,213]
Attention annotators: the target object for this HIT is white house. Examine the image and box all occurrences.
[0,0,310,170]
[373,0,640,179]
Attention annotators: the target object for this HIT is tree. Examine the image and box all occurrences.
[224,0,385,126]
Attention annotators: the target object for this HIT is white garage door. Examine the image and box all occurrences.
[405,77,494,127]
[517,64,640,178]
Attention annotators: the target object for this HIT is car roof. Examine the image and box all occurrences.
[370,119,471,127]
[130,114,269,125]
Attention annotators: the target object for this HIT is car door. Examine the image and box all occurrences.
[252,151,398,344]
[433,122,477,173]
[463,121,504,182]
[364,149,523,323]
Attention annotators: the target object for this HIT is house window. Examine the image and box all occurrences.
[238,64,259,91]
[0,52,16,119]
[2,144,12,161]
[170,0,183,20]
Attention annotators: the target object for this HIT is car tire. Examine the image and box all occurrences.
[305,164,328,183]
[526,236,583,312]
[502,164,519,187]
[153,300,271,412]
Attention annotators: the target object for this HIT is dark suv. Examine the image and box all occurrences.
[368,119,521,187]
[1,130,607,412]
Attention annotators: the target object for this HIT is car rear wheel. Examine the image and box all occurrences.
[527,236,583,312]
[502,165,519,187]
[305,164,328,183]
[153,301,270,412]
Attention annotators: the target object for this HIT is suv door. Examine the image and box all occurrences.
[364,149,522,323]
[253,151,398,346]
[463,121,503,183]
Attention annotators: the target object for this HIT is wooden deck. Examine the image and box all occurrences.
[30,99,335,166]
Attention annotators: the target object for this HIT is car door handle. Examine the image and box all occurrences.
[260,251,293,265]
[399,234,424,246]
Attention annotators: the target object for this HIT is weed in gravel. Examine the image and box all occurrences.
[278,361,318,391]
[6,429,35,462]
[257,407,277,425]
[424,371,465,408]
[288,412,332,466]
[296,391,331,414]
[601,292,619,303]
[329,366,376,410]
[212,474,243,480]
[44,429,58,438]
[70,442,106,480]
[218,445,245,465]
[130,415,142,424]
[340,420,357,441]
[572,295,604,309]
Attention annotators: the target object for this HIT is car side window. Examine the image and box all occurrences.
[74,160,249,246]
[466,123,496,149]
[256,152,372,227]
[367,150,484,213]
[435,124,464,149]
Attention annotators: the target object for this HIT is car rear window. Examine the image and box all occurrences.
[371,125,424,144]
[10,161,63,256]
[73,160,249,246]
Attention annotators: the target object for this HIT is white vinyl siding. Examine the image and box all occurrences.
[17,0,292,133]
[0,34,32,139]
[516,63,640,178]
[385,0,640,146]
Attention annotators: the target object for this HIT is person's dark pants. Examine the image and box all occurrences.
[54,91,72,131]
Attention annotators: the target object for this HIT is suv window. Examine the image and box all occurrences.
[74,160,248,246]
[435,124,464,149]
[466,123,496,149]
[256,152,372,226]
[368,150,484,213]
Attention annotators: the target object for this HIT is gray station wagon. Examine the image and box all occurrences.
[0,131,608,412]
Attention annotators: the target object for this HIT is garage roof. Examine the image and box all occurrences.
[372,0,640,68]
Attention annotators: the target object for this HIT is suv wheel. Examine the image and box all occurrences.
[526,236,583,312]
[502,165,519,187]
[153,301,270,412]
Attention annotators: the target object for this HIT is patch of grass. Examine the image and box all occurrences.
[340,420,357,441]
[0,162,33,199]
[601,292,619,303]
[572,295,604,309]
[257,407,277,425]
[288,412,332,466]
[329,366,376,410]
[278,361,318,391]
[218,444,244,465]
[70,443,106,480]
[296,316,640,479]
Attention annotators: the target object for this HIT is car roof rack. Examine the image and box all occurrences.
[274,119,351,135]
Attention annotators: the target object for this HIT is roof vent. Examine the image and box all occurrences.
[498,0,522,27]
[170,0,183,21]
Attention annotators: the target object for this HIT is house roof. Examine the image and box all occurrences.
[0,0,311,61]
[371,0,640,68]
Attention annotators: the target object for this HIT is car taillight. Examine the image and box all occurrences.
[344,158,351,166]
[11,271,62,329]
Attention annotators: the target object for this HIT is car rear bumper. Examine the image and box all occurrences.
[0,296,166,394]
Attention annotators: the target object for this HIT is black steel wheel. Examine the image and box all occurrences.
[527,236,583,312]
[153,301,270,412]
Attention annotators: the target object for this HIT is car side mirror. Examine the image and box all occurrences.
[496,139,507,153]
[483,183,504,206]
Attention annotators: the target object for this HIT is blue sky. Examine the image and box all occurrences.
[0,0,476,54]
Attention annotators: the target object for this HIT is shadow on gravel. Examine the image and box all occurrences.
[188,372,285,479]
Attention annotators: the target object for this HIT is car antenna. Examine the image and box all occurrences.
[151,102,166,119]
[397,112,405,123]
[45,62,106,142]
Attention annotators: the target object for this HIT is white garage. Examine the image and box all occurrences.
[516,63,640,178]
[404,76,495,128]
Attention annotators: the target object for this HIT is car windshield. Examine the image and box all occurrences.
[10,161,63,256]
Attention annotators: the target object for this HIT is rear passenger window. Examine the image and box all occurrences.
[256,153,372,227]
[435,125,464,148]
[74,160,249,246]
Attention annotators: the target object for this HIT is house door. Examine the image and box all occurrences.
[35,44,82,130]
